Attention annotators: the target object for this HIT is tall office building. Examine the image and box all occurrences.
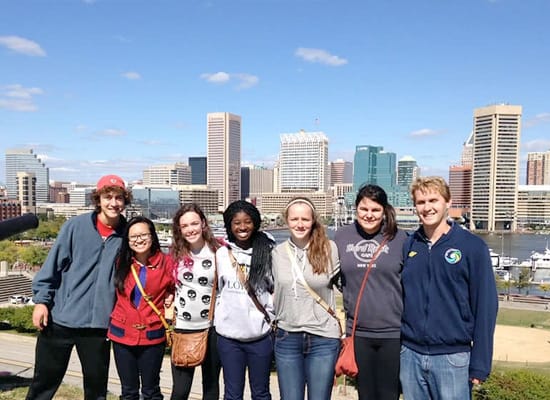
[279,130,329,192]
[526,151,550,185]
[449,165,472,211]
[461,131,474,167]
[241,165,274,201]
[5,148,50,203]
[397,156,419,188]
[471,104,522,232]
[16,171,36,214]
[353,145,396,193]
[143,163,191,186]
[330,159,353,186]
[207,112,241,211]
[189,156,207,185]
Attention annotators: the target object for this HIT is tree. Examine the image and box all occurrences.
[18,245,49,267]
[516,268,531,294]
[539,283,550,297]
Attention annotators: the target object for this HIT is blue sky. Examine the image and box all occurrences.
[1,0,549,185]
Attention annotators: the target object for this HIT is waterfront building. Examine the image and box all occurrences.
[143,163,191,186]
[257,191,334,218]
[0,199,21,221]
[68,187,94,207]
[461,131,474,167]
[353,145,396,193]
[49,181,71,203]
[449,165,472,218]
[189,156,207,185]
[397,156,419,188]
[279,130,329,192]
[330,159,353,186]
[242,165,274,201]
[526,151,550,185]
[5,148,50,203]
[175,185,219,215]
[207,112,241,211]
[516,185,550,229]
[471,104,522,232]
[15,172,36,214]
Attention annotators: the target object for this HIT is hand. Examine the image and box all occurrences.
[32,304,49,330]
[471,378,482,386]
[164,294,174,308]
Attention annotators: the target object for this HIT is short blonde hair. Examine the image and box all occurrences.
[410,176,451,204]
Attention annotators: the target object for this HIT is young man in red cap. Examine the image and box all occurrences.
[26,175,132,400]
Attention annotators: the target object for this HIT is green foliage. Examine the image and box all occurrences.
[0,306,36,333]
[18,245,49,267]
[516,268,531,293]
[474,369,550,400]
[0,240,18,264]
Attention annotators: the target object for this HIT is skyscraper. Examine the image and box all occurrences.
[189,156,207,185]
[471,104,522,232]
[279,130,329,192]
[461,131,474,167]
[353,145,396,193]
[526,151,550,185]
[142,163,191,186]
[330,159,353,186]
[16,171,36,213]
[397,156,419,188]
[5,148,50,203]
[207,112,241,211]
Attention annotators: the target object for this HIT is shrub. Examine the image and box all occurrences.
[474,369,550,400]
[0,306,36,333]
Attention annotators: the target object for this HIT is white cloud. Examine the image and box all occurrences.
[201,72,231,84]
[234,73,259,89]
[295,47,348,66]
[0,84,44,112]
[522,139,550,152]
[200,71,259,89]
[121,71,141,80]
[96,128,127,137]
[523,112,550,128]
[0,35,46,57]
[409,128,443,137]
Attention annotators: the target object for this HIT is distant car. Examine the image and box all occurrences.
[24,296,35,305]
[9,295,26,304]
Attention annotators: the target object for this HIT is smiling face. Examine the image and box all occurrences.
[98,190,125,226]
[230,211,255,249]
[413,188,450,233]
[286,202,314,248]
[128,222,153,259]
[356,197,385,235]
[179,211,206,251]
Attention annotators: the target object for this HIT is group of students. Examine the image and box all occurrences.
[24,173,498,400]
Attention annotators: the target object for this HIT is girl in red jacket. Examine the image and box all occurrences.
[108,216,175,400]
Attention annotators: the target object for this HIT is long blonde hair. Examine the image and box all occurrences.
[284,197,332,274]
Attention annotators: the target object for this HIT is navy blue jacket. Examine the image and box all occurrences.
[401,222,498,381]
[33,212,126,329]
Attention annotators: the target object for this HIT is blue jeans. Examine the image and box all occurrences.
[274,329,340,400]
[217,334,273,400]
[112,342,166,400]
[400,345,471,400]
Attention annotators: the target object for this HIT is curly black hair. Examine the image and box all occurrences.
[223,200,274,293]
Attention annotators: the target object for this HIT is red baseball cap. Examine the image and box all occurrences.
[96,174,126,190]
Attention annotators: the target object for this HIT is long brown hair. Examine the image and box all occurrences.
[171,203,220,262]
[283,197,332,275]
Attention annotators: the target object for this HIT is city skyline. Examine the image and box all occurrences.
[1,1,550,184]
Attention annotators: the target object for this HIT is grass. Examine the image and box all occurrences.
[497,308,550,329]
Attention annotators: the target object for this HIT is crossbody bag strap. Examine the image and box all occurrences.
[130,264,170,332]
[349,237,388,340]
[285,241,343,337]
[228,248,271,324]
[208,258,218,323]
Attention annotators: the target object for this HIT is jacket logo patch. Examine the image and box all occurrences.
[408,251,417,258]
[445,249,462,264]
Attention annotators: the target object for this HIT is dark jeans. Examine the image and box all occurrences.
[217,334,273,400]
[112,341,166,400]
[25,323,111,400]
[355,336,401,400]
[170,328,221,400]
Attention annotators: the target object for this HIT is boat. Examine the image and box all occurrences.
[490,249,519,271]
[530,246,550,283]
